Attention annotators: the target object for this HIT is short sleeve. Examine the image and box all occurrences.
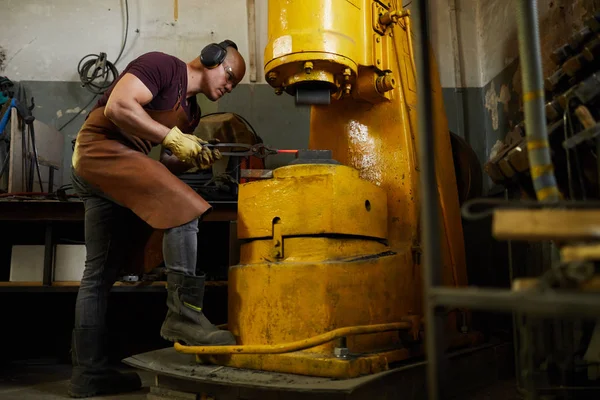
[127,52,179,97]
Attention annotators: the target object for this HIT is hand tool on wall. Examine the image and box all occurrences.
[0,96,44,192]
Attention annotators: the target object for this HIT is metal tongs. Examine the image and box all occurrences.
[205,143,297,159]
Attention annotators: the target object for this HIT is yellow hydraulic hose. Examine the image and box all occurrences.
[174,321,413,355]
[402,10,417,80]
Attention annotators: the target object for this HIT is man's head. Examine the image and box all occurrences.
[199,40,246,101]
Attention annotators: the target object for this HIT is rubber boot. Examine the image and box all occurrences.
[68,328,142,398]
[160,271,236,345]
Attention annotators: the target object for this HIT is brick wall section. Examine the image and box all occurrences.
[510,0,600,114]
[478,1,600,181]
[539,0,600,76]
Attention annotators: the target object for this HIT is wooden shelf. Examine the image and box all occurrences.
[0,200,236,293]
[0,280,227,292]
[0,200,237,222]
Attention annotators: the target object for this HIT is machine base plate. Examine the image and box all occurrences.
[124,339,513,400]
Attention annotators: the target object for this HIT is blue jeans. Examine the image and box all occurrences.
[70,169,198,330]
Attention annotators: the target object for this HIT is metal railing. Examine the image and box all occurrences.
[412,0,600,399]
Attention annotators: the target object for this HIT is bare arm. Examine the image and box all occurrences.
[104,73,170,143]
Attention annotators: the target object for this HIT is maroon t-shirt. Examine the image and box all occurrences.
[93,51,200,128]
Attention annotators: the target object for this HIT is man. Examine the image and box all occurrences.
[68,40,246,398]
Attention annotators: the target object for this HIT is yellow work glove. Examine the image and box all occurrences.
[161,127,221,169]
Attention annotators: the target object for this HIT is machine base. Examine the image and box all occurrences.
[189,331,482,379]
[195,348,412,380]
[124,339,513,400]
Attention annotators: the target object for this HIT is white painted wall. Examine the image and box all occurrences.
[467,0,563,88]
[0,0,257,83]
[428,0,539,89]
[429,0,559,89]
[0,0,557,89]
[256,0,269,73]
[429,0,483,88]
[476,0,520,88]
[0,0,502,89]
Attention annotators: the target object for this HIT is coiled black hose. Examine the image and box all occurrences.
[77,53,120,95]
[78,0,128,94]
[59,0,129,131]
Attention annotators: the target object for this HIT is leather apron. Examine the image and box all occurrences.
[72,94,212,230]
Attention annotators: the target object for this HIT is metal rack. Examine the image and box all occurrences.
[413,1,600,399]
[0,200,237,292]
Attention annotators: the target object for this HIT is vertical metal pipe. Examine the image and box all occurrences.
[413,1,446,398]
[596,139,600,193]
[505,189,524,393]
[246,0,258,82]
[48,167,55,193]
[43,223,54,286]
[448,0,467,141]
[516,0,560,202]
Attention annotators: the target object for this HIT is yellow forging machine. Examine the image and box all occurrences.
[173,0,477,379]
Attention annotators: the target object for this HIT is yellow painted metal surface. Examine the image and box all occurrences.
[306,4,467,288]
[188,332,482,379]
[229,251,414,355]
[189,0,470,379]
[237,164,388,240]
[264,0,381,96]
[196,348,411,379]
[175,322,412,354]
[239,237,388,264]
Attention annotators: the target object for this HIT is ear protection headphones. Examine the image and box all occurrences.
[200,40,238,69]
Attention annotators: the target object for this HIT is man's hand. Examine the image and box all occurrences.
[161,127,222,169]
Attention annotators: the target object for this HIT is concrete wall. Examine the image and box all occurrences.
[429,0,600,192]
[479,0,600,190]
[0,0,251,83]
[0,0,306,177]
[2,0,477,179]
[429,0,599,90]
[2,0,599,188]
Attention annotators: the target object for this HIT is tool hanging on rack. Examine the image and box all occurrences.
[0,95,44,193]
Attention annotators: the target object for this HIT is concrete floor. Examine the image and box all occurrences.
[0,363,153,400]
[0,362,520,400]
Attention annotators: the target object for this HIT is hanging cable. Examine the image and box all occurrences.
[60,0,129,131]
[77,52,119,95]
[58,95,99,131]
[78,0,129,94]
[113,0,129,66]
